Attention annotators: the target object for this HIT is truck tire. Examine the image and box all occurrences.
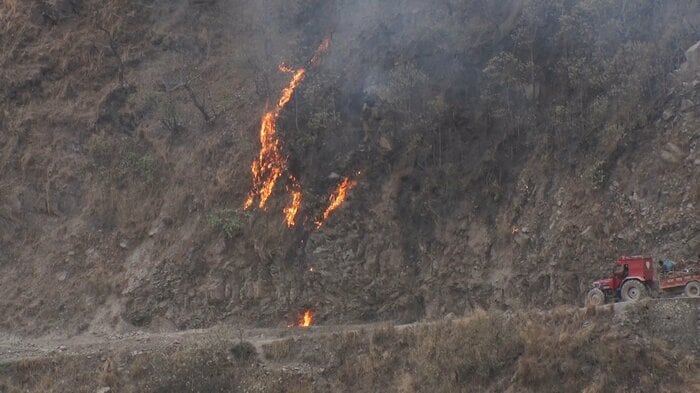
[684,281,700,297]
[620,280,646,302]
[586,288,605,306]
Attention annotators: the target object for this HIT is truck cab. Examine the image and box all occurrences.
[590,256,654,303]
[585,255,700,306]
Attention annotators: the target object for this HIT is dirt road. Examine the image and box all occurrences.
[0,321,408,366]
[1,297,697,365]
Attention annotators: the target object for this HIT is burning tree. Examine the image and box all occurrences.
[243,38,358,231]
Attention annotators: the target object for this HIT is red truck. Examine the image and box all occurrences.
[586,256,700,306]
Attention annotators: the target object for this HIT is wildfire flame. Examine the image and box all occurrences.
[244,67,305,211]
[316,177,357,228]
[283,178,302,228]
[301,310,314,327]
[288,309,314,328]
[309,37,331,66]
[245,38,332,228]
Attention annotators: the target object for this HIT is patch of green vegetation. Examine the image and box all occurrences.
[230,341,257,363]
[159,97,185,133]
[85,136,160,185]
[117,151,157,181]
[208,208,247,238]
[587,159,608,190]
[373,62,431,124]
[127,86,185,133]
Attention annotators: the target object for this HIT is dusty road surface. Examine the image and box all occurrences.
[0,321,407,365]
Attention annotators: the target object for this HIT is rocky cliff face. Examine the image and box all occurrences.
[0,0,698,336]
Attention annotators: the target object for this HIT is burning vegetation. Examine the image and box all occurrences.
[244,65,306,213]
[288,310,314,328]
[244,38,357,231]
[316,177,358,228]
[283,180,302,228]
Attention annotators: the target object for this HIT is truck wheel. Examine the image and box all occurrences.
[621,280,646,302]
[684,281,700,298]
[586,288,605,306]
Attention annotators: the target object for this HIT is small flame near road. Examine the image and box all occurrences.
[288,309,314,328]
[301,310,314,327]
[316,177,357,228]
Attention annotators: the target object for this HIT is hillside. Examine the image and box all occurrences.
[0,0,699,342]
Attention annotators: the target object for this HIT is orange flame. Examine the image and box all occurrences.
[245,38,332,227]
[277,68,306,108]
[316,177,357,228]
[300,310,314,327]
[284,179,302,228]
[309,37,331,66]
[288,309,314,328]
[245,68,305,211]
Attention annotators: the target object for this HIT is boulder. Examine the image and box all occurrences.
[680,99,694,112]
[686,232,700,255]
[685,40,700,71]
[379,135,393,152]
[514,232,530,246]
[660,142,685,164]
[676,40,700,80]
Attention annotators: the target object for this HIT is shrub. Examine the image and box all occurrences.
[374,62,430,121]
[117,151,157,181]
[160,97,185,133]
[230,341,257,363]
[587,159,608,190]
[85,137,160,185]
[208,208,245,238]
[411,310,522,391]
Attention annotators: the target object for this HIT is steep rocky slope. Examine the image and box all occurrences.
[0,0,698,337]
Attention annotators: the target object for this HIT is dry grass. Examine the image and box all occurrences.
[0,2,39,65]
[1,306,697,392]
[0,0,23,27]
[262,306,698,393]
[1,338,289,393]
[409,310,521,392]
